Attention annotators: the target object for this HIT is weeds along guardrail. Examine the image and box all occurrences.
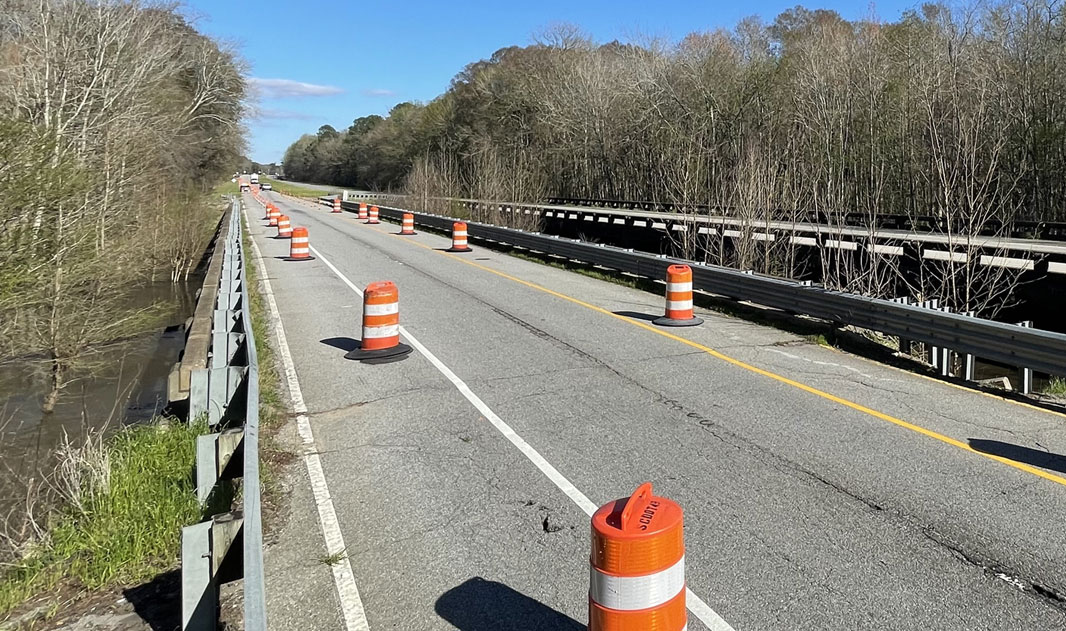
[320,195,1066,383]
[181,199,266,630]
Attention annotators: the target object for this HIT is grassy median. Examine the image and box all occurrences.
[260,177,331,198]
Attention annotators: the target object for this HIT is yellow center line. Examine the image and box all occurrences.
[302,199,1066,488]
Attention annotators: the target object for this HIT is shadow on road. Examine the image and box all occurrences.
[320,337,359,353]
[435,577,584,631]
[612,310,658,322]
[968,439,1066,474]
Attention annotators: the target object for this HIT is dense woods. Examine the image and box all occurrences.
[283,1,1066,314]
[0,1,246,410]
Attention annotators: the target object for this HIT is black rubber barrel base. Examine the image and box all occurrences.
[283,256,316,262]
[653,316,704,327]
[344,342,413,364]
[447,246,473,253]
[399,231,417,236]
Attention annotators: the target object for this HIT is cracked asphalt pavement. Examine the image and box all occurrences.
[249,192,1066,631]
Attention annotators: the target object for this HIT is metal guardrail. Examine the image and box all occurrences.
[339,192,1066,258]
[321,195,1066,379]
[181,199,266,630]
[542,196,1066,242]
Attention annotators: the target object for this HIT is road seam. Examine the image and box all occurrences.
[244,204,372,631]
[307,243,736,631]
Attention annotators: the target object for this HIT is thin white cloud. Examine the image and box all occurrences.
[252,107,317,121]
[248,77,343,98]
[362,88,396,97]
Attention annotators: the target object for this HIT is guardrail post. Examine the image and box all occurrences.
[964,311,976,381]
[196,428,245,505]
[922,299,939,367]
[181,511,245,631]
[938,306,951,377]
[1017,320,1033,394]
[181,521,215,630]
[892,297,913,356]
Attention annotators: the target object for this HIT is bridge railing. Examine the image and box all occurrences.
[319,195,1066,381]
[181,198,266,630]
[334,192,1066,257]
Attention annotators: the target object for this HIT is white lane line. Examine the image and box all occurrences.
[243,204,371,631]
[308,244,736,631]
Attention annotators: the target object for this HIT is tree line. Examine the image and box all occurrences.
[281,2,1066,316]
[0,0,246,411]
[287,2,1066,223]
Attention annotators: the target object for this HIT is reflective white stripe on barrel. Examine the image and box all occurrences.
[364,303,399,316]
[363,324,399,339]
[292,237,309,244]
[290,248,309,255]
[667,300,693,311]
[667,281,692,293]
[453,230,468,237]
[590,556,685,611]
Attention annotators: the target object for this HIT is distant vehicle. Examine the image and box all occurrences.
[250,173,259,185]
[261,183,272,191]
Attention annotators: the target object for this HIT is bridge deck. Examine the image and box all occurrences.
[248,191,1066,630]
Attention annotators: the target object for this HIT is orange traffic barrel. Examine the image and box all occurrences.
[332,197,342,213]
[262,202,274,220]
[399,213,416,235]
[276,215,292,238]
[653,265,702,327]
[268,206,280,227]
[284,227,314,261]
[367,205,380,224]
[344,281,412,363]
[590,483,686,631]
[358,203,368,220]
[448,222,472,252]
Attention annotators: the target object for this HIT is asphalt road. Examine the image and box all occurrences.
[246,191,1066,630]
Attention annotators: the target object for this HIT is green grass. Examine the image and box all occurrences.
[260,177,331,198]
[0,419,206,615]
[804,334,831,347]
[319,548,348,566]
[242,214,289,513]
[213,180,240,195]
[1042,377,1066,397]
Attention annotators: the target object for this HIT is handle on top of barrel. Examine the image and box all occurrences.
[619,482,653,531]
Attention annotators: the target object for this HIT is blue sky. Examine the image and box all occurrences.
[183,1,918,163]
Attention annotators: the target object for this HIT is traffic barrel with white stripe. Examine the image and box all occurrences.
[399,213,416,235]
[358,203,368,220]
[276,215,292,238]
[284,227,314,261]
[332,197,342,213]
[263,202,274,220]
[653,265,702,327]
[590,483,686,631]
[367,205,381,224]
[448,222,472,252]
[268,206,280,227]
[344,281,412,362]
